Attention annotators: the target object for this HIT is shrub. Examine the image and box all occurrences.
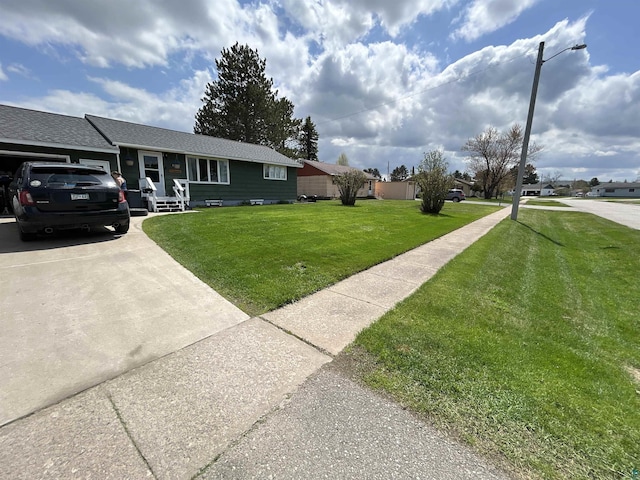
[416,149,454,214]
[334,170,367,206]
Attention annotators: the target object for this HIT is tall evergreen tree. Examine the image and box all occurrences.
[194,43,300,157]
[390,165,409,181]
[299,116,319,161]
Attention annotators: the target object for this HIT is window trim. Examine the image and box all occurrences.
[263,164,288,181]
[186,156,230,184]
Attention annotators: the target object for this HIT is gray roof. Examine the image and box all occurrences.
[591,182,640,189]
[86,115,301,168]
[304,160,377,179]
[0,104,118,153]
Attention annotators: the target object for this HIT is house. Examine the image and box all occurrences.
[0,104,301,212]
[376,180,417,200]
[297,160,377,199]
[521,183,555,196]
[590,182,640,198]
[86,115,302,209]
[452,178,475,197]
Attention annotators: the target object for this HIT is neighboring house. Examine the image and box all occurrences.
[521,183,555,196]
[452,178,475,197]
[297,160,377,198]
[590,182,640,198]
[0,104,301,212]
[376,180,417,200]
[86,115,301,209]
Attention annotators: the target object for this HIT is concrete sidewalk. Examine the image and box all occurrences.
[0,206,513,479]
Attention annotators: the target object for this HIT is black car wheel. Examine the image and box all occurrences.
[114,220,130,234]
[452,197,460,202]
[18,225,36,241]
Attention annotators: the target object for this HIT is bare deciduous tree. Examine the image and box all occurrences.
[462,124,541,199]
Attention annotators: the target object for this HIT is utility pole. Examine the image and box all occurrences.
[511,41,545,220]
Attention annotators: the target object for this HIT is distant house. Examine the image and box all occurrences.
[376,180,418,200]
[0,104,301,212]
[297,160,377,198]
[521,183,555,196]
[452,178,475,197]
[590,182,640,198]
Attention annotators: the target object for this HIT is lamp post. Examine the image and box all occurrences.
[510,42,587,220]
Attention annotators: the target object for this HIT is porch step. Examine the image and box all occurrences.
[155,197,184,213]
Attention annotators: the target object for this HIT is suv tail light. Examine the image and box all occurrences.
[19,190,35,206]
[118,190,126,203]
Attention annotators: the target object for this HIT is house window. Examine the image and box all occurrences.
[630,189,635,192]
[264,164,287,180]
[605,188,614,193]
[187,157,229,184]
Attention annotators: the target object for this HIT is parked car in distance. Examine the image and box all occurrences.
[9,162,130,241]
[446,189,466,202]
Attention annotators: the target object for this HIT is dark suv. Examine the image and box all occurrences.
[9,162,130,241]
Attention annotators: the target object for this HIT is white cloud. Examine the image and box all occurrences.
[7,63,32,78]
[1,1,638,182]
[451,0,539,42]
[14,69,214,133]
[0,63,7,81]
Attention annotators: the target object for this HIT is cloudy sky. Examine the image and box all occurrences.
[1,0,638,181]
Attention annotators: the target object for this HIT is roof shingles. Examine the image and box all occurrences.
[0,104,118,152]
[86,115,301,168]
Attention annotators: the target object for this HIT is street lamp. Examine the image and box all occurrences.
[510,42,587,220]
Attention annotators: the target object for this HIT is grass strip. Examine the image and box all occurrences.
[353,209,640,479]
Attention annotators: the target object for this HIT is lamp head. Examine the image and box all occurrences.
[571,44,587,50]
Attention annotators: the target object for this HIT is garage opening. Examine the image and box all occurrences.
[0,153,68,214]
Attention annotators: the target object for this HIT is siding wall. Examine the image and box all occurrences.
[376,181,416,200]
[298,175,374,198]
[187,160,297,203]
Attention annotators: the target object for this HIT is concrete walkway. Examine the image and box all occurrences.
[0,206,514,479]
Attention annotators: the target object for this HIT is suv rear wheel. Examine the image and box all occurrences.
[114,220,129,234]
[18,225,36,241]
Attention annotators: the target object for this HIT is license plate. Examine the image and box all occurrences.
[71,193,89,200]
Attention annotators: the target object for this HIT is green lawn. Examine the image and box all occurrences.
[143,200,500,315]
[524,199,571,207]
[352,209,640,479]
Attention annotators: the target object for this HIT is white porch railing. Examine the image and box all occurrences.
[172,179,186,212]
[140,177,158,212]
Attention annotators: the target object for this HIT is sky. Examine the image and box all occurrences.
[0,0,638,182]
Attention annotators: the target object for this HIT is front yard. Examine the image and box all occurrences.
[143,199,499,315]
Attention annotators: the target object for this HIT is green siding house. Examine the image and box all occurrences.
[86,115,301,210]
[0,104,302,214]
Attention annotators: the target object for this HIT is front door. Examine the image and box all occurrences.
[138,151,165,196]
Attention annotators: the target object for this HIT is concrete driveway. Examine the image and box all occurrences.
[0,213,249,426]
[555,198,640,230]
